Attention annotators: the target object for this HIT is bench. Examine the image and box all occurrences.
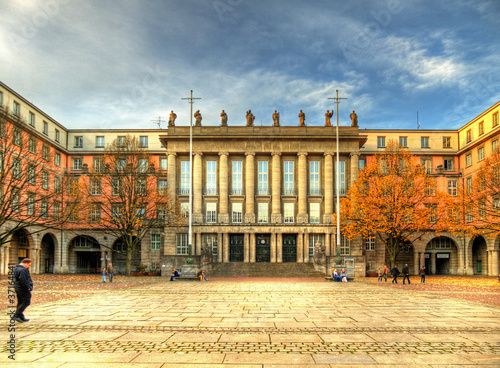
[325,277,355,282]
[172,276,201,281]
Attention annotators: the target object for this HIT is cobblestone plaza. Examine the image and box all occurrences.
[2,278,500,367]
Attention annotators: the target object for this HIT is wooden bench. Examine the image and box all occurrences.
[173,276,200,281]
[325,277,355,282]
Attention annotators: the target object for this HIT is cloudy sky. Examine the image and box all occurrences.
[1,0,499,130]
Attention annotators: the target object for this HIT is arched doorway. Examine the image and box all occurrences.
[40,234,55,274]
[112,237,141,274]
[11,229,31,264]
[69,236,101,273]
[425,236,459,275]
[472,236,487,275]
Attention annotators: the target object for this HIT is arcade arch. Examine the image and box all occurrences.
[68,235,101,273]
[425,236,459,275]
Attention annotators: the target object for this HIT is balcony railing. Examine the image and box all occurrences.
[205,213,217,223]
[256,188,271,195]
[203,188,219,195]
[177,188,190,195]
[308,188,323,196]
[230,188,244,195]
[282,188,297,196]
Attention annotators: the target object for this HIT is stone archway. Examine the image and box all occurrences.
[68,235,101,274]
[472,236,488,275]
[112,237,141,275]
[40,233,56,274]
[424,236,459,275]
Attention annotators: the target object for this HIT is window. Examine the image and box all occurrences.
[232,161,242,195]
[67,178,79,196]
[116,158,126,171]
[257,202,268,223]
[336,161,345,195]
[89,204,101,223]
[112,178,122,196]
[283,202,294,223]
[376,136,385,148]
[443,159,454,171]
[309,202,320,223]
[232,202,243,223]
[55,129,60,143]
[160,157,168,171]
[466,177,472,194]
[421,136,429,148]
[156,204,168,220]
[494,112,499,127]
[13,128,22,147]
[12,190,20,212]
[53,202,60,220]
[478,146,484,161]
[27,194,35,216]
[41,170,49,190]
[283,161,294,194]
[466,129,472,143]
[206,161,217,194]
[52,152,60,167]
[447,180,457,196]
[158,179,167,195]
[180,161,190,195]
[13,101,20,116]
[339,234,350,255]
[309,234,324,257]
[358,158,366,171]
[180,202,189,217]
[135,178,146,196]
[28,164,36,185]
[43,121,48,135]
[258,161,268,195]
[12,158,22,179]
[29,112,35,127]
[479,121,484,135]
[28,136,37,154]
[93,157,104,172]
[427,204,437,223]
[90,178,101,195]
[206,202,217,223]
[466,206,473,223]
[75,136,83,148]
[176,234,189,255]
[399,136,407,147]
[96,136,104,148]
[431,237,452,249]
[151,234,161,250]
[140,136,148,147]
[72,158,82,170]
[54,176,61,194]
[443,136,451,148]
[42,145,50,161]
[309,161,320,195]
[42,201,50,221]
[203,234,218,256]
[421,158,432,174]
[364,236,376,251]
[466,153,472,167]
[493,139,499,153]
[117,136,126,147]
[138,158,148,173]
[379,159,387,174]
[425,178,436,196]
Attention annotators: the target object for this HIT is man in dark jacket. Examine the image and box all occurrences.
[391,265,400,284]
[402,264,411,284]
[14,258,33,323]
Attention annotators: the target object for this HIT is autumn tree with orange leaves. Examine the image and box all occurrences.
[445,150,500,239]
[68,135,182,275]
[340,141,445,268]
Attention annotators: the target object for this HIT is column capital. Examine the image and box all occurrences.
[219,152,229,157]
[245,152,256,157]
[324,152,334,157]
[167,151,177,157]
[297,152,308,157]
[193,151,204,157]
[271,151,282,157]
[349,152,360,157]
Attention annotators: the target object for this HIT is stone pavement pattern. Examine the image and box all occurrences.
[2,278,500,367]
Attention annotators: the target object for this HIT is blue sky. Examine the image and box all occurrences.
[1,0,499,130]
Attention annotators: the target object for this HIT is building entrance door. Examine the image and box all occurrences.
[230,234,244,262]
[76,251,101,273]
[256,235,270,262]
[282,234,297,263]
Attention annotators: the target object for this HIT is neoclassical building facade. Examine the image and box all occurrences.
[0,80,498,277]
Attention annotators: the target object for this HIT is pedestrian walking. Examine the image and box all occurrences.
[383,265,388,282]
[391,265,400,284]
[420,265,426,283]
[402,264,411,284]
[107,263,116,283]
[377,268,383,282]
[102,267,107,283]
[13,258,33,323]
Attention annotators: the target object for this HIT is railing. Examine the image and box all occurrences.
[177,188,190,195]
[256,188,271,195]
[282,188,297,195]
[308,188,323,196]
[203,188,219,195]
[230,188,244,195]
[257,216,270,223]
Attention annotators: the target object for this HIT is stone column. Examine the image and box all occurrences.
[223,233,229,263]
[193,152,203,223]
[219,152,229,223]
[250,233,256,263]
[297,152,308,223]
[244,233,250,262]
[324,153,334,223]
[101,250,107,269]
[297,233,303,263]
[325,232,331,256]
[420,252,425,271]
[277,233,283,263]
[1,246,7,275]
[271,152,282,223]
[350,153,359,186]
[196,232,202,256]
[245,152,255,223]
[491,250,499,277]
[303,233,309,263]
[167,152,177,199]
[217,233,223,263]
[414,252,420,275]
[430,253,436,275]
[271,233,277,263]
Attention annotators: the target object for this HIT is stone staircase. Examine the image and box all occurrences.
[206,262,326,278]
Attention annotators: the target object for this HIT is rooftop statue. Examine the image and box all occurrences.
[272,110,280,126]
[298,110,305,126]
[350,110,358,127]
[168,110,177,127]
[325,110,333,127]
[194,110,202,127]
[220,110,228,126]
[246,110,255,127]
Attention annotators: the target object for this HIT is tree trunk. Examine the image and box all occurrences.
[125,249,132,276]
